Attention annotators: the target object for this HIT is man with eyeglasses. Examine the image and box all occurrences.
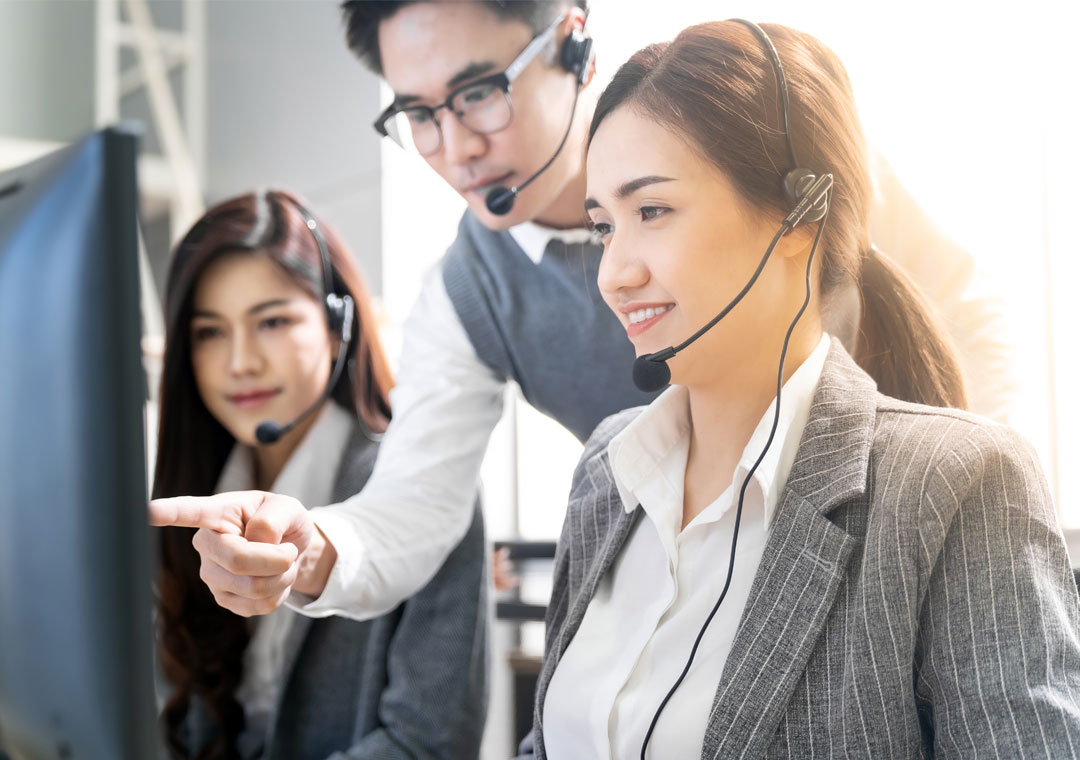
[150,0,1015,626]
[148,0,635,622]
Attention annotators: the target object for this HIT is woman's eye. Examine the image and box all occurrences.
[259,316,291,330]
[590,222,613,242]
[638,206,669,222]
[192,325,221,342]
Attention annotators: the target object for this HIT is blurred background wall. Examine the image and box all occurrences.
[0,0,382,298]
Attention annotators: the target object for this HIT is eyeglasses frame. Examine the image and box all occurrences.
[372,14,565,154]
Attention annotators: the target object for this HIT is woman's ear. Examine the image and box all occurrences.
[774,222,818,261]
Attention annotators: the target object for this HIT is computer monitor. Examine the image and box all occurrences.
[0,127,157,759]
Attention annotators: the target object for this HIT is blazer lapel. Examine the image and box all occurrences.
[534,451,640,747]
[261,611,311,759]
[266,426,373,758]
[701,341,878,760]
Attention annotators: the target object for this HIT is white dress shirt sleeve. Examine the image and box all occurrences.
[291,260,506,621]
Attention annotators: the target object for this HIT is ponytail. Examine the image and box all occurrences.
[854,247,968,409]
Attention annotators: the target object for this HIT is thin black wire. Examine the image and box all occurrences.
[671,224,786,354]
[639,201,829,759]
[512,81,581,196]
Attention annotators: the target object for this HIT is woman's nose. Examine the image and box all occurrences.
[597,234,650,297]
[228,330,264,377]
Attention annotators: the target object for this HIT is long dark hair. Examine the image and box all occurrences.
[588,22,967,409]
[153,189,393,759]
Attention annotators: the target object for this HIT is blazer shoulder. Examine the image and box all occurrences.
[871,394,1051,524]
[873,393,1034,461]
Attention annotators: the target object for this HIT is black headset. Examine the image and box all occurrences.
[757,27,828,227]
[560,23,594,86]
[282,194,353,338]
[253,192,355,445]
[636,20,833,759]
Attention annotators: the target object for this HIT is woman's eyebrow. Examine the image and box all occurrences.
[248,298,292,315]
[191,298,293,320]
[585,175,676,211]
[615,175,675,199]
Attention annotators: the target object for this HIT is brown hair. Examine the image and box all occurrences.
[153,189,393,759]
[588,22,967,409]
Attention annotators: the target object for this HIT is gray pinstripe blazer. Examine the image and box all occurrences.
[521,340,1080,759]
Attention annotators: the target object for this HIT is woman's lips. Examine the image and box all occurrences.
[227,389,281,410]
[625,304,675,338]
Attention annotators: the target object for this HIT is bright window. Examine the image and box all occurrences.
[379,0,1080,540]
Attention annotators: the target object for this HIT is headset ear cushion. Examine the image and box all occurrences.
[561,30,593,85]
[783,167,828,224]
[325,294,346,334]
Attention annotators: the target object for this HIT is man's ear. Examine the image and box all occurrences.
[563,5,588,35]
[581,47,598,89]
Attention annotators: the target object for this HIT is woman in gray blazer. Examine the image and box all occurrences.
[521,20,1080,760]
[154,190,487,760]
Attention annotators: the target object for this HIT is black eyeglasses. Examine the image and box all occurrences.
[373,15,563,156]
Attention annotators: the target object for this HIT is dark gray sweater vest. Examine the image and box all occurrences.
[442,211,661,443]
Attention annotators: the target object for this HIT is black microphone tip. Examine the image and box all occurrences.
[485,186,516,216]
[632,354,671,393]
[255,421,283,445]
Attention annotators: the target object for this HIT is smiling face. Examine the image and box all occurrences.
[586,105,818,389]
[378,1,590,229]
[188,252,335,448]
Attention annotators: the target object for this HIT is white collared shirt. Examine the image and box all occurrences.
[542,335,831,760]
[300,220,591,620]
[507,220,596,264]
[215,402,356,758]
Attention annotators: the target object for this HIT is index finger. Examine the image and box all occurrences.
[148,492,264,533]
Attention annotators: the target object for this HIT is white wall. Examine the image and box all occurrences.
[203,0,384,294]
[0,0,96,143]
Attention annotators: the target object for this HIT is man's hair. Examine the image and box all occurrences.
[340,0,588,75]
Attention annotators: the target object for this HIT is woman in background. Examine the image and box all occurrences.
[154,189,486,760]
[521,20,1080,759]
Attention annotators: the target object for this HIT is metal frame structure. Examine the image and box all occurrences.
[96,0,206,242]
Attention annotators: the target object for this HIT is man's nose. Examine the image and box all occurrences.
[439,111,486,167]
